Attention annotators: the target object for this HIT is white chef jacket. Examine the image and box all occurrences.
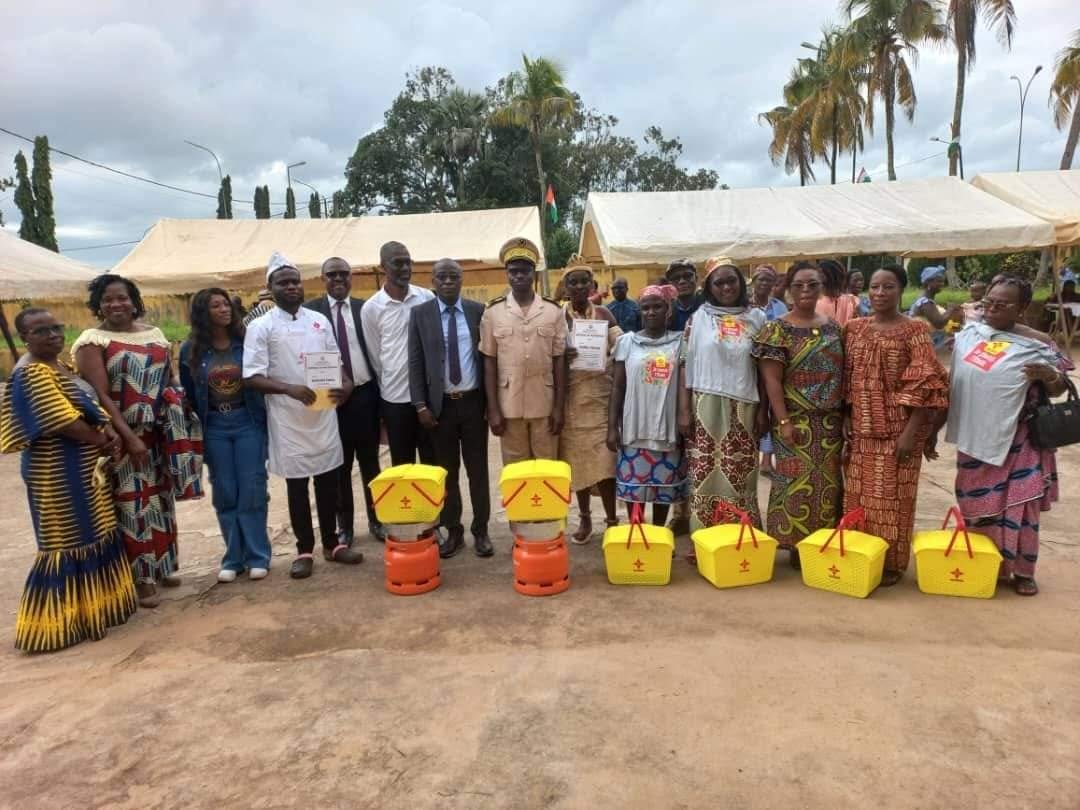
[243,306,344,478]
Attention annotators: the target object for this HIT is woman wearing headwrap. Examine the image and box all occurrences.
[751,264,788,477]
[560,264,623,543]
[607,284,687,526]
[909,265,963,350]
[678,258,767,536]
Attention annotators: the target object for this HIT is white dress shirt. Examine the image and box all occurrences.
[360,283,434,403]
[439,298,478,393]
[326,294,372,386]
[243,306,343,478]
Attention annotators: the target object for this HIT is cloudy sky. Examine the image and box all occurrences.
[1,0,1076,267]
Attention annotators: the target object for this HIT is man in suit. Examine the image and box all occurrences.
[408,258,492,559]
[304,257,386,545]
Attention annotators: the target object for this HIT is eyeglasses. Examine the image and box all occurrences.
[789,281,821,291]
[28,324,65,337]
[981,298,1018,311]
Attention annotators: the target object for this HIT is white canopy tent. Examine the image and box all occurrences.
[971,170,1080,247]
[579,176,1057,268]
[0,226,99,300]
[113,207,545,294]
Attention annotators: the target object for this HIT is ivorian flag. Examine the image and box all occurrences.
[545,184,557,224]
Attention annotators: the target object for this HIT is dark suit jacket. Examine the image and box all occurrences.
[408,297,485,418]
[302,295,376,391]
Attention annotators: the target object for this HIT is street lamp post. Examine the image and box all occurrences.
[292,177,328,218]
[930,137,964,179]
[286,161,306,189]
[184,140,223,181]
[1009,66,1043,172]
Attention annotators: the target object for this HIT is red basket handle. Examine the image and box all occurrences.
[626,502,650,549]
[941,506,974,559]
[501,480,528,508]
[818,507,865,558]
[711,500,758,550]
[544,480,572,504]
[410,481,446,508]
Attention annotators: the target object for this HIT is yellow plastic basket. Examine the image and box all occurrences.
[371,464,447,524]
[913,507,1002,599]
[603,507,674,585]
[499,459,573,522]
[691,501,778,589]
[797,508,888,599]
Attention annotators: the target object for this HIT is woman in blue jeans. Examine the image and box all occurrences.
[180,288,271,582]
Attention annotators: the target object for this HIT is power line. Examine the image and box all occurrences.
[61,239,141,252]
[0,126,287,207]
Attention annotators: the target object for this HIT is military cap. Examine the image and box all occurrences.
[499,237,540,268]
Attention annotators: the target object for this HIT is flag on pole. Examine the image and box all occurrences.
[545,184,558,224]
[855,167,871,183]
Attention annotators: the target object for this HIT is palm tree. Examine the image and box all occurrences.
[758,103,817,186]
[433,88,488,206]
[845,0,947,180]
[1050,29,1080,169]
[946,0,1016,176]
[491,54,577,226]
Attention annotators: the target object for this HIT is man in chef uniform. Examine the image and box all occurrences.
[244,251,365,579]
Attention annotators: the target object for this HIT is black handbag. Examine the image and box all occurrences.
[1028,376,1080,449]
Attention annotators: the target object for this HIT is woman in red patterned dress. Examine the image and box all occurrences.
[842,266,949,585]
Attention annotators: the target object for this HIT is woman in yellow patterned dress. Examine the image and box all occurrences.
[1,309,136,652]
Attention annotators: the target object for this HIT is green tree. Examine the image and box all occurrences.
[254,185,271,219]
[491,54,578,230]
[946,0,1016,176]
[431,88,488,205]
[0,176,12,226]
[308,192,322,218]
[1050,29,1080,169]
[285,187,296,219]
[30,136,58,251]
[330,190,349,218]
[758,104,817,186]
[216,174,233,219]
[544,227,578,269]
[627,127,719,191]
[845,0,947,180]
[13,151,37,243]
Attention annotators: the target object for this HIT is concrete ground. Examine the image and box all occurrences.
[0,427,1078,808]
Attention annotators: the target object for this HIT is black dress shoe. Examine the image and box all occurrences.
[369,523,387,543]
[473,532,494,558]
[438,531,465,559]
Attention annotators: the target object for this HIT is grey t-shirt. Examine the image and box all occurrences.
[613,330,683,451]
[682,304,766,403]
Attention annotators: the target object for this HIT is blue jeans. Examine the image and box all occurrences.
[204,408,271,571]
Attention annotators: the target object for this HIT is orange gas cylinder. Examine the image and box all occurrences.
[513,533,570,596]
[384,532,441,595]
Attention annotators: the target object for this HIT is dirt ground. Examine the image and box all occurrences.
[0,419,1078,809]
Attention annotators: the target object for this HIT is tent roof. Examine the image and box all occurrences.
[113,207,545,293]
[970,170,1080,246]
[579,176,1057,267]
[0,227,99,300]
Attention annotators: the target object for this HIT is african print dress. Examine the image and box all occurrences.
[842,319,949,572]
[751,320,844,548]
[0,361,137,652]
[559,304,622,491]
[71,327,194,584]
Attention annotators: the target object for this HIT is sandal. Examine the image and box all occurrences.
[1013,576,1039,596]
[788,548,802,571]
[571,514,593,545]
[135,582,160,609]
[880,570,903,587]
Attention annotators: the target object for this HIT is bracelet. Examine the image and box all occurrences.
[777,417,791,426]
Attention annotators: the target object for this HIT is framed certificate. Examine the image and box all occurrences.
[569,319,607,372]
[304,351,342,410]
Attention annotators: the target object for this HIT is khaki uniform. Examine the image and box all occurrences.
[479,295,568,463]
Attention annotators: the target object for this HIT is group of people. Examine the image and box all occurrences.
[1,236,1072,654]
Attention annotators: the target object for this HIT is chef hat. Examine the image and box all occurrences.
[266,251,298,283]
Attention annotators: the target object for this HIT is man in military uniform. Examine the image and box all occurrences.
[479,237,568,463]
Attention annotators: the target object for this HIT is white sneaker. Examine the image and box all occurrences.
[217,569,238,583]
[249,567,269,581]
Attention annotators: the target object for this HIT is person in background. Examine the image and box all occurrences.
[304,258,386,545]
[750,264,788,477]
[408,259,492,559]
[607,284,687,526]
[752,261,845,567]
[560,265,621,543]
[678,258,767,537]
[1,308,136,652]
[666,258,703,332]
[847,269,870,316]
[180,288,271,583]
[815,259,860,326]
[772,273,790,307]
[962,279,987,323]
[588,279,610,306]
[948,275,1073,596]
[909,265,963,350]
[1061,277,1077,302]
[231,294,248,321]
[361,242,437,465]
[73,274,199,608]
[842,266,949,586]
[243,288,274,326]
[480,237,568,463]
[243,252,363,580]
[607,277,642,333]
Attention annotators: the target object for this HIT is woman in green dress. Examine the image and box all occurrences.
[1,308,136,652]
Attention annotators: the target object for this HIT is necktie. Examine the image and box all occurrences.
[335,301,353,382]
[447,305,462,386]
